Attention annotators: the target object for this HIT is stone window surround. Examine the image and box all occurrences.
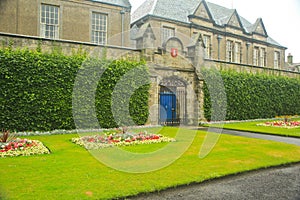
[226,39,243,64]
[203,34,211,59]
[91,11,108,45]
[39,3,60,39]
[234,42,242,64]
[253,46,267,67]
[274,51,281,69]
[161,26,175,44]
[260,48,267,67]
[226,40,234,62]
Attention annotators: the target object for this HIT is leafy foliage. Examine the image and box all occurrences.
[203,70,300,121]
[0,48,149,131]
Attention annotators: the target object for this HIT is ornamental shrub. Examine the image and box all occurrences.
[0,48,149,131]
[203,69,300,121]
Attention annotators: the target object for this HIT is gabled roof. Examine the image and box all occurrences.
[133,23,156,39]
[188,32,204,47]
[252,18,268,36]
[192,0,214,22]
[130,24,139,40]
[132,0,283,47]
[91,0,131,8]
[225,9,245,30]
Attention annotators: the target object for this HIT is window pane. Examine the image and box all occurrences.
[162,27,175,43]
[91,12,107,45]
[40,4,59,39]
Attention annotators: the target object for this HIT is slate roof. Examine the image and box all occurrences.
[132,0,284,47]
[91,0,131,8]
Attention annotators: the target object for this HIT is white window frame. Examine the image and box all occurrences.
[260,48,266,67]
[40,4,59,39]
[161,26,175,43]
[253,47,259,66]
[203,35,211,59]
[234,42,242,64]
[91,12,107,45]
[226,40,234,62]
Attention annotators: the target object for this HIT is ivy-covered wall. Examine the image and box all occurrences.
[203,70,300,121]
[0,48,149,131]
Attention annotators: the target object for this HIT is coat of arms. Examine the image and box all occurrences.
[171,48,178,58]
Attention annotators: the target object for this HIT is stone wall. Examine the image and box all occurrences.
[144,46,203,125]
[205,59,300,78]
[0,32,140,59]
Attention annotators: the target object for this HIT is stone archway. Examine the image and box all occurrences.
[159,77,187,126]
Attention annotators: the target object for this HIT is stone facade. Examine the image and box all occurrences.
[0,0,131,47]
[132,0,287,70]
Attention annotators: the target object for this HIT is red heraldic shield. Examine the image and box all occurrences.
[171,48,178,58]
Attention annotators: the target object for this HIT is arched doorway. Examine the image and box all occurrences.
[159,78,186,126]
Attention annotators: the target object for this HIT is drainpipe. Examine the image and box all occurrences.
[246,42,251,64]
[120,9,125,46]
[217,35,222,61]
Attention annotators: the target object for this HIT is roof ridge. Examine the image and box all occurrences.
[149,0,158,14]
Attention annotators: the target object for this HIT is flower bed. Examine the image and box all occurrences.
[0,138,50,157]
[72,131,176,150]
[257,121,300,129]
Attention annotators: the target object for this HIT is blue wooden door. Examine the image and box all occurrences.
[160,93,176,123]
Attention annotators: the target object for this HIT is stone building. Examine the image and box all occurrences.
[130,0,292,125]
[131,0,286,69]
[0,0,131,46]
[0,0,298,126]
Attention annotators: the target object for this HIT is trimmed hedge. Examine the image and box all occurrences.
[0,48,149,131]
[203,70,300,121]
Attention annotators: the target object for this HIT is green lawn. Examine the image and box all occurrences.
[205,118,300,137]
[1,127,300,200]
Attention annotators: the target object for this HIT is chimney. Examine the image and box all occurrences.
[287,53,293,65]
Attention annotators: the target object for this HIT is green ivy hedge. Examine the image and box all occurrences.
[0,48,149,131]
[203,70,300,121]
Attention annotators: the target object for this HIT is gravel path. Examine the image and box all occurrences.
[128,163,300,200]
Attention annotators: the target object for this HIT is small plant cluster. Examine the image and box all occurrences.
[0,129,50,157]
[257,120,300,129]
[72,129,175,150]
[275,115,298,123]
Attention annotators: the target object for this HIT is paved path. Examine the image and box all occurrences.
[128,163,300,200]
[127,128,300,200]
[200,127,300,146]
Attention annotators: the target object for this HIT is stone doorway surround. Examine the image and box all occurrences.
[159,78,187,126]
